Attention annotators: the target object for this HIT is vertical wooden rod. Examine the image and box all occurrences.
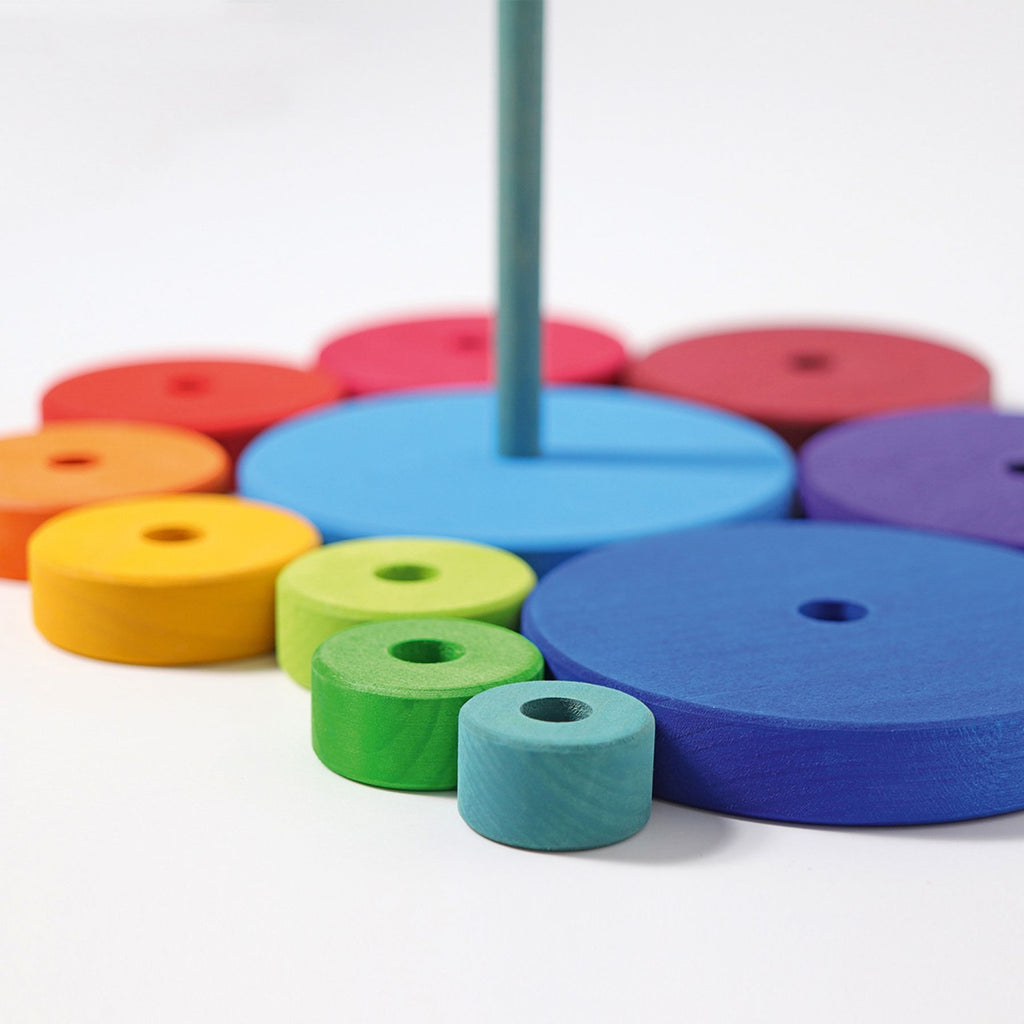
[497,0,543,457]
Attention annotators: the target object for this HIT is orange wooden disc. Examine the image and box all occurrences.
[0,421,230,580]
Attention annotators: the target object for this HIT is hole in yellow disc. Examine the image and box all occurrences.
[143,525,203,543]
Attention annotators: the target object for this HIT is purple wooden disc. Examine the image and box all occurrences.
[800,406,1024,549]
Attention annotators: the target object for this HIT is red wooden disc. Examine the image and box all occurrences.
[627,325,991,447]
[42,358,342,465]
[315,313,628,396]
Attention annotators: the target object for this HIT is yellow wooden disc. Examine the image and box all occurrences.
[29,494,320,665]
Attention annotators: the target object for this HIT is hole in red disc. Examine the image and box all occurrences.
[789,352,831,372]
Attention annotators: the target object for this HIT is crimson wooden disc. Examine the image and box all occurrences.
[627,325,991,447]
[42,357,342,465]
[315,313,628,395]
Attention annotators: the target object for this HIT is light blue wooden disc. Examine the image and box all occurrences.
[457,679,655,851]
[237,387,795,574]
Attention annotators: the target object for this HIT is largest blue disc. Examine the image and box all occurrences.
[522,521,1024,824]
[237,387,794,574]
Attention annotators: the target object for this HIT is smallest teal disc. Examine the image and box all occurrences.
[457,680,655,851]
[312,618,543,791]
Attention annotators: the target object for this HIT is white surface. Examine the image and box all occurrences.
[3,3,1024,1021]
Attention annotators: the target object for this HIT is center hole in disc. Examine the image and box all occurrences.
[48,452,98,468]
[374,563,439,582]
[520,697,594,722]
[789,352,831,372]
[143,525,203,543]
[388,639,465,664]
[452,333,486,353]
[798,599,868,623]
[1006,461,1024,474]
[167,375,209,395]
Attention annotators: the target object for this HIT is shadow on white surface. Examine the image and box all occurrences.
[579,799,737,865]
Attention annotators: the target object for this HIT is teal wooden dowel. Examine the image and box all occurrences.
[497,0,543,458]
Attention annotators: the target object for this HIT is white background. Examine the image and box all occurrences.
[3,2,1024,1021]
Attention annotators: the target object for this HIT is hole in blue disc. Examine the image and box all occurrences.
[1006,461,1024,474]
[388,639,465,664]
[520,697,593,722]
[799,599,868,623]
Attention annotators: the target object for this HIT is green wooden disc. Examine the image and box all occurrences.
[277,536,536,687]
[311,617,544,791]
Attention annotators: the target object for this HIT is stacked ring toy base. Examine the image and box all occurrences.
[523,521,1024,825]
[238,386,795,576]
[312,617,544,790]
[458,680,655,851]
[29,494,320,665]
[277,536,536,687]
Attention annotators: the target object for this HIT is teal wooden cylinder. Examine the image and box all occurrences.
[457,680,655,850]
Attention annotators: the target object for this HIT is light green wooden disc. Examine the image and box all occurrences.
[276,536,536,687]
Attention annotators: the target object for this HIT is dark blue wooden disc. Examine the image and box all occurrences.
[522,521,1024,824]
[237,387,794,574]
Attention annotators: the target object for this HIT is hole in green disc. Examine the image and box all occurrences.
[388,638,466,664]
[374,563,439,582]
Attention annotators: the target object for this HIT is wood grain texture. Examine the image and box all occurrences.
[523,521,1024,825]
[277,536,536,687]
[29,494,320,665]
[457,679,655,851]
[627,325,991,447]
[311,617,543,791]
[0,420,229,579]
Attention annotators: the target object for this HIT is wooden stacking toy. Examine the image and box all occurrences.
[458,680,655,851]
[800,406,1024,548]
[41,357,341,467]
[627,325,992,447]
[277,536,536,687]
[12,0,1024,850]
[30,494,319,665]
[311,617,544,790]
[315,313,628,395]
[0,421,229,579]
[523,521,1024,825]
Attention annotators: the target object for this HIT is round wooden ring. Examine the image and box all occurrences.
[311,617,544,791]
[0,420,230,580]
[277,536,536,687]
[41,357,341,466]
[315,312,628,395]
[29,494,320,665]
[523,521,1024,825]
[458,680,655,851]
[627,324,991,447]
[800,406,1024,549]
